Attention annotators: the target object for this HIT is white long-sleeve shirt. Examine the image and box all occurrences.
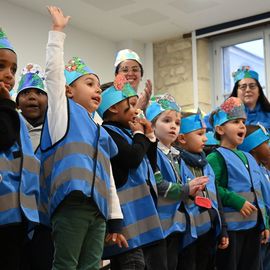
[45,30,123,220]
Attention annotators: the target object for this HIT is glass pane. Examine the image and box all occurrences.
[222,39,265,99]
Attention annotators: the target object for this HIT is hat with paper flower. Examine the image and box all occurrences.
[16,63,46,102]
[114,49,142,68]
[97,73,137,118]
[180,109,206,134]
[145,93,181,122]
[212,97,246,127]
[0,28,15,53]
[232,66,259,83]
[64,57,98,86]
[238,124,269,152]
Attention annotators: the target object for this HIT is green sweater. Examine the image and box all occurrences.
[207,149,247,211]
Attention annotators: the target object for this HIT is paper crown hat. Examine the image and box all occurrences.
[180,109,206,134]
[16,63,46,100]
[238,124,269,152]
[114,49,142,68]
[145,93,181,122]
[64,57,98,85]
[205,131,219,146]
[97,74,137,118]
[213,97,246,127]
[0,28,15,53]
[232,66,259,83]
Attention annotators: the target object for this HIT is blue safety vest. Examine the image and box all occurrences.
[156,149,186,237]
[0,114,40,226]
[39,99,118,220]
[102,124,164,258]
[179,159,221,247]
[217,147,267,231]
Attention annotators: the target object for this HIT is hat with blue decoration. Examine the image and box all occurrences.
[212,97,246,127]
[64,57,98,85]
[114,49,142,68]
[238,124,269,152]
[232,66,259,83]
[0,28,15,53]
[145,93,181,122]
[180,109,206,134]
[97,74,137,118]
[16,63,46,102]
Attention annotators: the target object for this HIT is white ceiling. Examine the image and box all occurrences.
[6,0,270,42]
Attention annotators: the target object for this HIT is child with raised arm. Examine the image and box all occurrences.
[207,97,269,270]
[145,94,209,270]
[0,29,40,270]
[39,6,126,270]
[97,75,164,270]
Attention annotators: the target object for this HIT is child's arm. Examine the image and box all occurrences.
[0,84,20,150]
[46,6,70,144]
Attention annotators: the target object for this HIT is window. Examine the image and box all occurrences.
[211,26,270,106]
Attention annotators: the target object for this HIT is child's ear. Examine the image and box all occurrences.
[65,85,74,98]
[108,105,119,114]
[177,134,186,145]
[215,126,224,136]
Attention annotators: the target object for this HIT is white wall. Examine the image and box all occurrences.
[1,1,153,90]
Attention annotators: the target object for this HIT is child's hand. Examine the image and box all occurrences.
[129,120,144,134]
[188,176,208,197]
[105,233,129,248]
[0,82,11,100]
[218,236,229,249]
[261,229,270,244]
[47,6,70,32]
[138,118,153,134]
[240,201,257,217]
[136,79,152,110]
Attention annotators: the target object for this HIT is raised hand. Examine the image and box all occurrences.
[136,79,152,111]
[47,6,71,32]
[0,82,11,100]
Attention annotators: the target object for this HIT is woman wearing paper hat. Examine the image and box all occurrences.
[229,66,270,130]
[114,48,152,110]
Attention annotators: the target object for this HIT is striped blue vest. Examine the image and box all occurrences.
[156,149,186,237]
[103,124,164,257]
[217,147,267,231]
[0,114,40,226]
[180,159,221,244]
[39,99,118,220]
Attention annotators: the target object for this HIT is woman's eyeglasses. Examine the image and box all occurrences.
[119,66,141,74]
[238,83,258,91]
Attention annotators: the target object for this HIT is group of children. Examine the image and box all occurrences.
[1,5,270,270]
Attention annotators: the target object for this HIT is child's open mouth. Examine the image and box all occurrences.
[237,132,244,138]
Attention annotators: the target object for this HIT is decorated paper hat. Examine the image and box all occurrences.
[238,124,269,152]
[232,66,259,83]
[97,74,137,118]
[114,49,142,68]
[205,131,219,146]
[0,28,15,52]
[145,93,181,122]
[213,97,246,127]
[64,57,98,85]
[180,109,206,134]
[16,64,46,101]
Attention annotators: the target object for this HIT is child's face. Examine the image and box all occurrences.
[180,128,207,153]
[67,74,101,113]
[154,110,181,148]
[113,96,138,128]
[0,49,17,91]
[117,60,141,90]
[216,118,246,149]
[252,141,270,170]
[17,88,48,124]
